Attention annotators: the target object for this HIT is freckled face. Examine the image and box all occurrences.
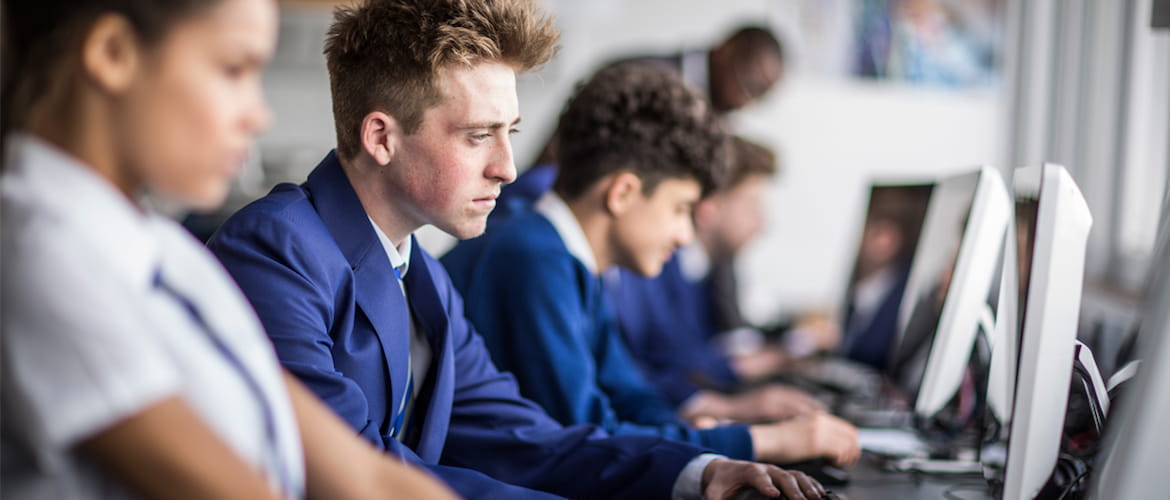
[380,62,520,239]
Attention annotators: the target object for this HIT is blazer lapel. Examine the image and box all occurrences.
[305,151,412,433]
[401,242,453,461]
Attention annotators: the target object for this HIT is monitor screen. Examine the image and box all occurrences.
[1001,164,1093,500]
[838,182,933,369]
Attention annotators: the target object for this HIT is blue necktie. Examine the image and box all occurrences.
[389,265,414,441]
[153,268,293,496]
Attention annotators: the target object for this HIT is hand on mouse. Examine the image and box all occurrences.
[749,412,861,467]
[701,458,826,500]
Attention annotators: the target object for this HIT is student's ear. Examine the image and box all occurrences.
[605,171,643,216]
[360,111,402,166]
[81,14,141,94]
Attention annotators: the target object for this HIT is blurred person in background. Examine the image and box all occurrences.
[497,24,787,216]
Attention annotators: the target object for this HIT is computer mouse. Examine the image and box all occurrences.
[781,458,852,487]
[729,487,844,500]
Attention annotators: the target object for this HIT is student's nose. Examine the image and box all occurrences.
[246,83,273,135]
[489,135,517,184]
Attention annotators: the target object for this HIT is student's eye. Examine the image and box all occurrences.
[224,64,247,80]
[509,128,520,136]
[470,133,491,144]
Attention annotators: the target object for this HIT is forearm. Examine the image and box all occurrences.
[80,396,284,500]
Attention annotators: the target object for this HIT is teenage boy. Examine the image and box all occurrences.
[442,62,860,468]
[208,1,827,499]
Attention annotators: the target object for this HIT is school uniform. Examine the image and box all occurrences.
[1,134,304,499]
[607,248,742,407]
[441,193,754,460]
[208,151,716,500]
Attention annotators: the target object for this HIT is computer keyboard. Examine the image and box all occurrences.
[785,357,884,399]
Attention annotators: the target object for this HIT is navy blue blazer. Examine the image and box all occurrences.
[442,208,753,460]
[493,163,556,219]
[208,152,704,500]
[607,255,741,406]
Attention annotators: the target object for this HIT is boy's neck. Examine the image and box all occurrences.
[341,154,416,248]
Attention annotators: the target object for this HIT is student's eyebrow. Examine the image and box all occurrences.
[457,117,522,131]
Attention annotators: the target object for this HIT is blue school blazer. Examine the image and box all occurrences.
[208,151,704,500]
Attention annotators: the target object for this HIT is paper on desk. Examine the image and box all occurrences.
[858,428,930,457]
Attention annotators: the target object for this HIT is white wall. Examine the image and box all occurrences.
[257,0,1004,323]
[733,79,1001,323]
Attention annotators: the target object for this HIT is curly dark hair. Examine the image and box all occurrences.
[325,0,559,160]
[553,62,730,200]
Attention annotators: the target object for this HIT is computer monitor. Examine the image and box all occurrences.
[888,166,1013,421]
[837,182,933,368]
[1086,175,1170,499]
[1000,164,1093,500]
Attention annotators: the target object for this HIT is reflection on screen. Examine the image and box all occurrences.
[889,199,973,397]
[1014,199,1039,376]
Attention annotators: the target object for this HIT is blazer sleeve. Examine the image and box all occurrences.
[425,258,710,499]
[460,250,754,461]
[611,268,740,404]
[208,209,389,449]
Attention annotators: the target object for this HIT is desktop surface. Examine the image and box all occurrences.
[833,454,993,500]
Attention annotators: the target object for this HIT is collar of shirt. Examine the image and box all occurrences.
[368,216,412,278]
[3,133,160,290]
[535,192,598,274]
[677,240,711,283]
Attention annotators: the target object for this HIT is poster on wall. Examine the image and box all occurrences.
[772,0,1004,88]
[853,0,1004,87]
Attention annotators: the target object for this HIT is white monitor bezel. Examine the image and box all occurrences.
[1001,163,1093,500]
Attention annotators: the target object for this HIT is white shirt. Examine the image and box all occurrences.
[535,193,599,273]
[368,219,432,435]
[1,135,305,499]
[677,240,713,284]
[533,193,722,500]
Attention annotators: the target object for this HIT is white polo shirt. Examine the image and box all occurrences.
[1,134,305,499]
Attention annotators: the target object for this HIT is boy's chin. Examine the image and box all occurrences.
[445,219,488,240]
[630,260,666,278]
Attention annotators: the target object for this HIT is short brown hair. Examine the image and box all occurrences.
[324,0,559,160]
[553,62,730,200]
[724,136,778,191]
